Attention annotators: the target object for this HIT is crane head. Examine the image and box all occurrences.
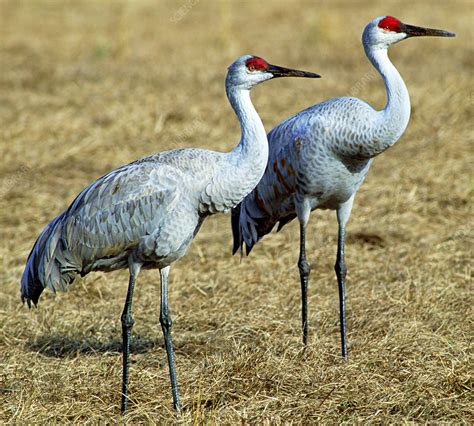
[226,55,320,91]
[363,16,455,49]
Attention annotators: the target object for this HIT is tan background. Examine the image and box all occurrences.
[1,0,472,422]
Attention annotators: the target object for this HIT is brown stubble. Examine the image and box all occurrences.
[0,0,472,423]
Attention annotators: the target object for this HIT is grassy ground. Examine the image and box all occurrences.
[0,0,472,423]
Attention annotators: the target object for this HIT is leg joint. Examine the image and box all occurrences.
[334,258,347,279]
[298,257,311,276]
[121,312,134,329]
[160,311,173,330]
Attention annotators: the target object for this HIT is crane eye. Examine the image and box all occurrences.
[247,64,256,72]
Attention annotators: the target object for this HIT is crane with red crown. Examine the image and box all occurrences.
[232,16,455,358]
[21,55,320,413]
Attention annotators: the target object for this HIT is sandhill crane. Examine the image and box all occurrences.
[232,17,455,358]
[21,55,320,413]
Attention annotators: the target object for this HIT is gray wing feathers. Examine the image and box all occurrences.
[232,97,379,256]
[65,164,178,250]
[21,161,180,306]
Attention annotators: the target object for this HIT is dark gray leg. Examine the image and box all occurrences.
[160,266,180,412]
[121,263,141,414]
[298,222,311,345]
[335,224,348,360]
[335,196,354,360]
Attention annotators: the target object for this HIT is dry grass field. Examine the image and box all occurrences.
[1,0,472,423]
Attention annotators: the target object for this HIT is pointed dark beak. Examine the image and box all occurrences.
[401,23,456,38]
[267,64,321,79]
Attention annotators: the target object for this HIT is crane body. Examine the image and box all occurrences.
[232,16,455,357]
[21,56,320,413]
[24,147,263,300]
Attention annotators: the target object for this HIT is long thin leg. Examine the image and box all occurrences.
[335,223,348,359]
[121,261,141,414]
[335,196,354,360]
[160,266,180,412]
[298,221,311,345]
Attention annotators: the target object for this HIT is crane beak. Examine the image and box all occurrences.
[401,23,456,38]
[267,64,321,79]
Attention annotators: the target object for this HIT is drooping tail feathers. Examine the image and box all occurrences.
[21,213,81,307]
[231,203,243,255]
[231,199,281,256]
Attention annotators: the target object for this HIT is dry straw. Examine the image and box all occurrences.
[1,0,471,423]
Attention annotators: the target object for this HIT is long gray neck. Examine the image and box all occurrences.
[200,84,269,214]
[365,45,411,154]
[226,85,268,167]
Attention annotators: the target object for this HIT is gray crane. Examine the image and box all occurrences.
[21,55,320,413]
[232,17,455,358]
